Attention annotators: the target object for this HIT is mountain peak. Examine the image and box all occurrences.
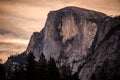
[26,7,107,65]
[5,7,120,80]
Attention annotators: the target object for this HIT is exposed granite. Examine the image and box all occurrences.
[79,16,120,80]
[5,7,120,80]
[26,6,107,72]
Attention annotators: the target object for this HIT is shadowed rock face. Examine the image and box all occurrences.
[78,16,120,80]
[26,7,106,71]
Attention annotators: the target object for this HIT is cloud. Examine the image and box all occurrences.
[0,11,43,39]
[0,0,72,6]
[0,43,27,53]
[0,41,27,62]
[0,20,28,39]
[72,0,120,15]
[0,29,12,35]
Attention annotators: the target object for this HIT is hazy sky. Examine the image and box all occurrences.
[0,0,120,62]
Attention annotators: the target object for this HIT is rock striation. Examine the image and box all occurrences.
[79,16,120,80]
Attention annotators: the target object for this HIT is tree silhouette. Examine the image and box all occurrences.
[72,72,79,80]
[4,52,80,80]
[0,64,6,80]
[48,57,61,80]
[13,64,27,80]
[36,52,48,80]
[26,51,36,80]
[61,65,72,80]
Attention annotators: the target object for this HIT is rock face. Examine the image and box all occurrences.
[78,16,120,80]
[5,6,120,80]
[26,7,106,72]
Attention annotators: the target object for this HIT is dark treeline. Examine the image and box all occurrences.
[0,51,79,80]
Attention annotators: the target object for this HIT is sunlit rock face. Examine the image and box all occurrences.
[60,14,78,43]
[26,7,106,71]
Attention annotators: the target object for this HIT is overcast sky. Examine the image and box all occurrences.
[0,0,120,62]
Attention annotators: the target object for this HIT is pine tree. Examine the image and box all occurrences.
[61,65,72,80]
[35,52,47,80]
[26,51,36,80]
[0,63,6,80]
[48,57,61,80]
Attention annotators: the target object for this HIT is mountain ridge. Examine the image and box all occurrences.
[5,6,120,80]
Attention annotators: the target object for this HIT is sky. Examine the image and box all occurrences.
[0,0,120,63]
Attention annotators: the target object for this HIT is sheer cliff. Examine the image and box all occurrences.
[26,7,106,72]
[5,7,120,80]
[79,16,120,80]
